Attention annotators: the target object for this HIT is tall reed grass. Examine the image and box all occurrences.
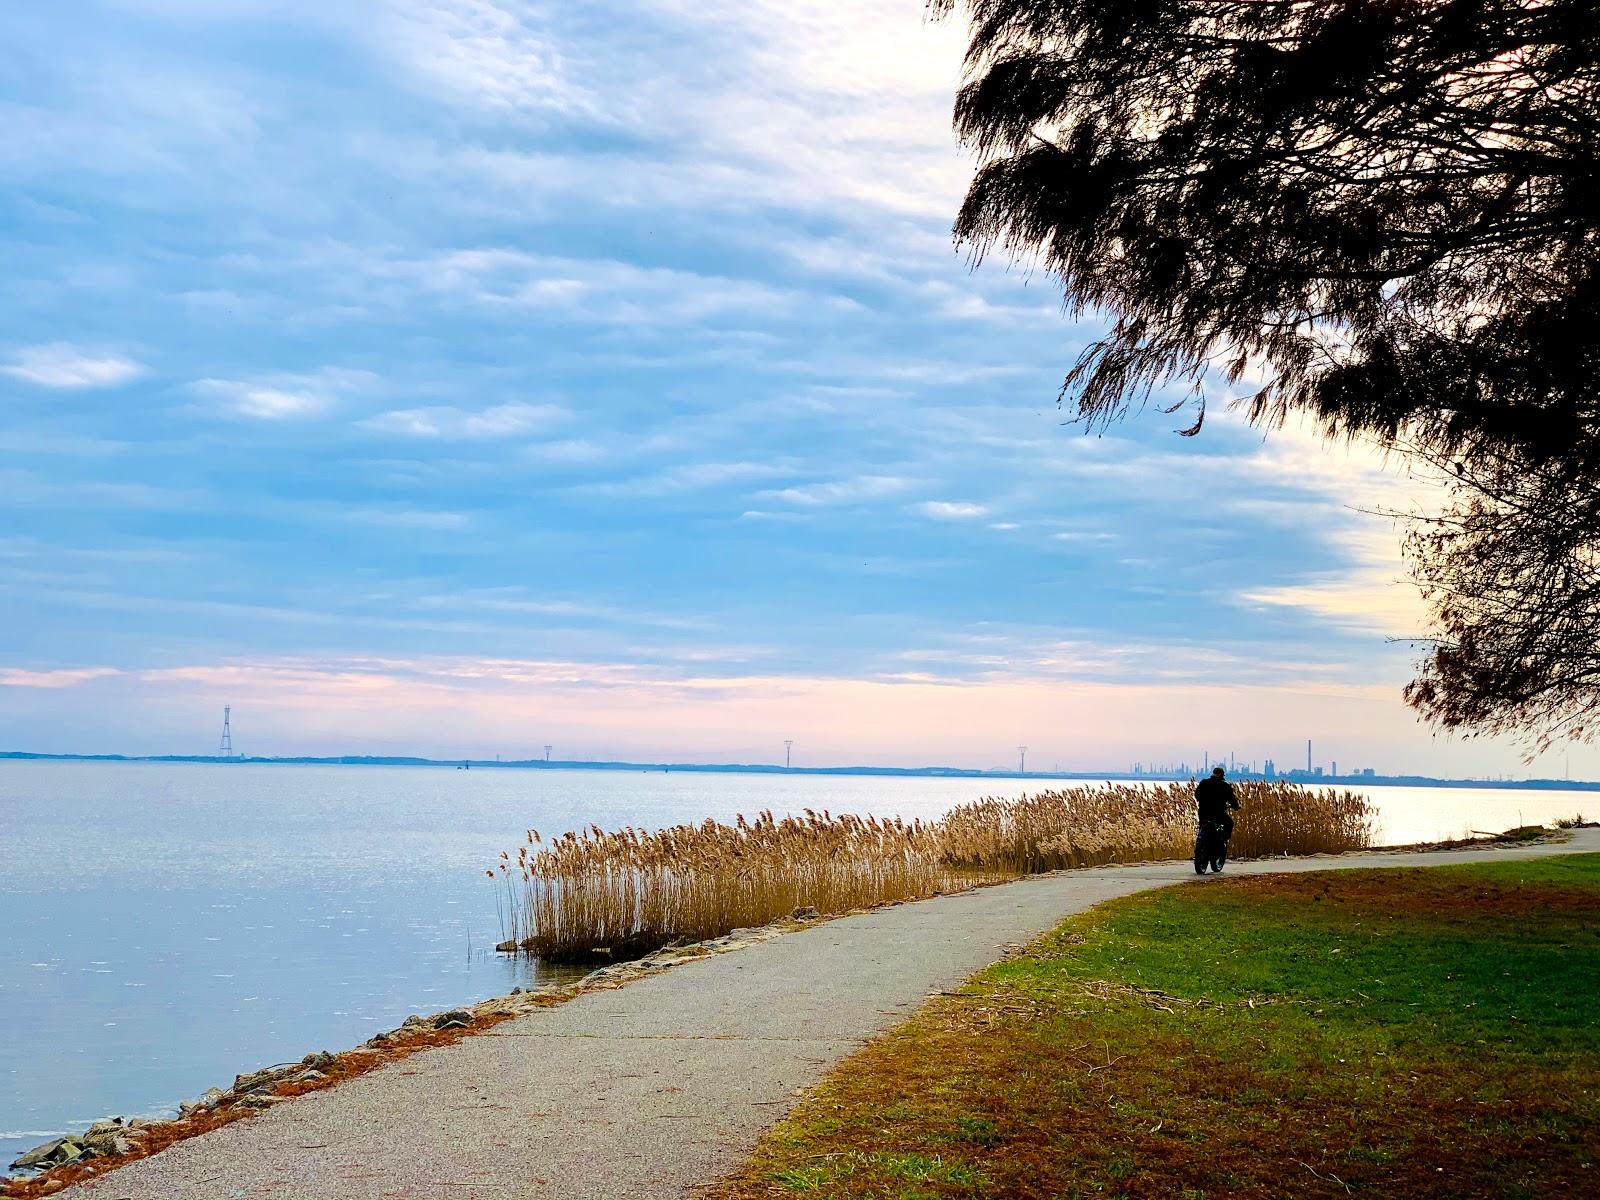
[493,810,945,960]
[493,781,1374,960]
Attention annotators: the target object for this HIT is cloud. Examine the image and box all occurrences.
[913,500,988,520]
[393,247,817,325]
[584,460,794,497]
[761,475,912,507]
[739,509,810,522]
[190,369,374,420]
[0,666,121,688]
[529,438,607,463]
[363,401,567,439]
[3,651,1420,773]
[1,344,145,389]
[1238,527,1425,638]
[341,507,469,530]
[378,0,581,115]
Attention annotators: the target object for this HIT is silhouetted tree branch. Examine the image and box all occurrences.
[1403,446,1600,753]
[933,0,1600,748]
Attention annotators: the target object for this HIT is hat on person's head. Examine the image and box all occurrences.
[1211,766,1225,777]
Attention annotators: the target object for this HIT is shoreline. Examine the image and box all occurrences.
[6,751,1598,791]
[3,826,1578,1197]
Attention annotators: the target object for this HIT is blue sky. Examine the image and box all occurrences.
[0,0,1580,776]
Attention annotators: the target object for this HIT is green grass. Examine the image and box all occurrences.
[710,856,1600,1200]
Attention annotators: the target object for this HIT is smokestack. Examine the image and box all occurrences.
[1307,739,1312,773]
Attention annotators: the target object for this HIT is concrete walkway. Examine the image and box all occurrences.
[69,830,1600,1200]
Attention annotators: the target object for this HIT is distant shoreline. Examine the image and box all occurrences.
[2,750,1595,791]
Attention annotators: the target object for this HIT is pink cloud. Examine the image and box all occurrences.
[0,666,122,688]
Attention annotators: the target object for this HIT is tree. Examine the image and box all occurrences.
[933,0,1600,748]
[1404,448,1600,751]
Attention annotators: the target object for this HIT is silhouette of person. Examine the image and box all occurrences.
[1195,765,1241,849]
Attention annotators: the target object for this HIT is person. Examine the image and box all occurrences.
[1194,766,1241,872]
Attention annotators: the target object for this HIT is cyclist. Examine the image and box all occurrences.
[1194,766,1240,873]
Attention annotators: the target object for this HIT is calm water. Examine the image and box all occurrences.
[1,760,1593,1164]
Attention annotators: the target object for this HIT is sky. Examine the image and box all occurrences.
[0,0,1584,777]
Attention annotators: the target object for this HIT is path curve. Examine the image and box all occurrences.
[66,830,1600,1199]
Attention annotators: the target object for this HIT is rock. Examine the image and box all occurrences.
[729,927,757,938]
[495,940,519,952]
[11,1137,70,1169]
[83,1120,128,1157]
[298,1070,327,1083]
[401,1014,427,1028]
[510,986,524,995]
[364,1033,391,1048]
[238,1094,279,1110]
[53,1139,86,1164]
[433,1009,473,1029]
[301,1051,337,1070]
[180,1087,229,1114]
[790,905,820,921]
[235,1064,300,1094]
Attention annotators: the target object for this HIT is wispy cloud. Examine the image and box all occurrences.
[341,507,469,530]
[2,343,144,389]
[363,401,566,439]
[388,248,819,325]
[379,0,582,115]
[913,500,988,521]
[761,475,912,507]
[1238,527,1424,638]
[190,369,374,420]
[584,460,794,497]
[0,666,121,688]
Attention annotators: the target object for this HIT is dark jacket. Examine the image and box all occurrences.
[1195,776,1240,823]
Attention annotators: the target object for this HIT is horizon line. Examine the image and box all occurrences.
[2,750,1595,791]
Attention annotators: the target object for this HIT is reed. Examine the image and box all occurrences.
[493,781,1375,960]
[493,810,945,960]
[1229,780,1376,858]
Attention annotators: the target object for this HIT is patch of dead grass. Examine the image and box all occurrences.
[706,858,1600,1200]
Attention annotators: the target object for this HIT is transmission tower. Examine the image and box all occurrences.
[1018,745,1028,773]
[544,744,552,762]
[219,706,234,757]
[784,739,793,769]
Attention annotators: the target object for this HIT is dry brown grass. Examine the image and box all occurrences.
[706,856,1600,1200]
[495,781,1375,959]
[493,810,945,959]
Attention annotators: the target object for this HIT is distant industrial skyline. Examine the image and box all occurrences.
[4,706,1581,788]
[3,747,1593,791]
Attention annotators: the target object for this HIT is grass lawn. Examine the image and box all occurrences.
[709,855,1600,1199]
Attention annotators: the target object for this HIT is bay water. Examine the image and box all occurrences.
[1,759,1592,1166]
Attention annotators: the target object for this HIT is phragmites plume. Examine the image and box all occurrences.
[492,781,1373,960]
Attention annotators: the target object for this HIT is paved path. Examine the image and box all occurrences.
[69,830,1599,1200]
